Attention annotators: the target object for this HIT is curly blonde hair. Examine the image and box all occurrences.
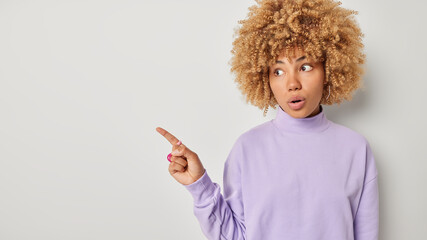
[229,0,366,116]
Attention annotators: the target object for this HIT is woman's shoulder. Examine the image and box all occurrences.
[244,119,272,134]
[234,120,275,144]
[328,120,370,146]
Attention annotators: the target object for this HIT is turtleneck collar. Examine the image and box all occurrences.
[272,104,330,134]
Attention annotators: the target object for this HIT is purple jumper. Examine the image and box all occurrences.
[183,105,379,240]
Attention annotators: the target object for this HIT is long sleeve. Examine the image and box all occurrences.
[175,106,381,239]
[354,141,379,240]
[183,138,246,239]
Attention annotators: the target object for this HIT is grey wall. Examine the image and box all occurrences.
[0,0,425,239]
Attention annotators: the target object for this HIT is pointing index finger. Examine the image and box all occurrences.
[156,127,181,146]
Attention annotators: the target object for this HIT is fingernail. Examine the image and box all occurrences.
[177,140,182,145]
[167,153,172,162]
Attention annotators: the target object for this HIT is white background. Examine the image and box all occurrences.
[0,0,426,239]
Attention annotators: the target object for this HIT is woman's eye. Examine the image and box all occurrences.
[274,69,284,76]
[301,64,313,71]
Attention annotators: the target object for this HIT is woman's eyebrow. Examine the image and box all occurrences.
[276,56,306,64]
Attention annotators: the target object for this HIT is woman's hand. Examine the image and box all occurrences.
[156,127,206,185]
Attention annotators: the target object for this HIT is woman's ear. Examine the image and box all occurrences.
[323,78,329,86]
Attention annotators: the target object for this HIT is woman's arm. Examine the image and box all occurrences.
[354,142,379,240]
[184,139,246,239]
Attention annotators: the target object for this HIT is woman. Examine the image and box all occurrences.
[156,0,378,239]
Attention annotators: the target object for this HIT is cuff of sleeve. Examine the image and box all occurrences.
[183,169,217,204]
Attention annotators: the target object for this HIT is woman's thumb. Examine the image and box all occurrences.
[171,149,180,155]
[171,145,196,162]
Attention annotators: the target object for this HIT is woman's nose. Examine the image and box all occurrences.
[287,73,302,91]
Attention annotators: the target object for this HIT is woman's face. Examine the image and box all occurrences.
[269,48,325,118]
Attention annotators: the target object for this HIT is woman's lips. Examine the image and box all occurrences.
[288,100,305,110]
